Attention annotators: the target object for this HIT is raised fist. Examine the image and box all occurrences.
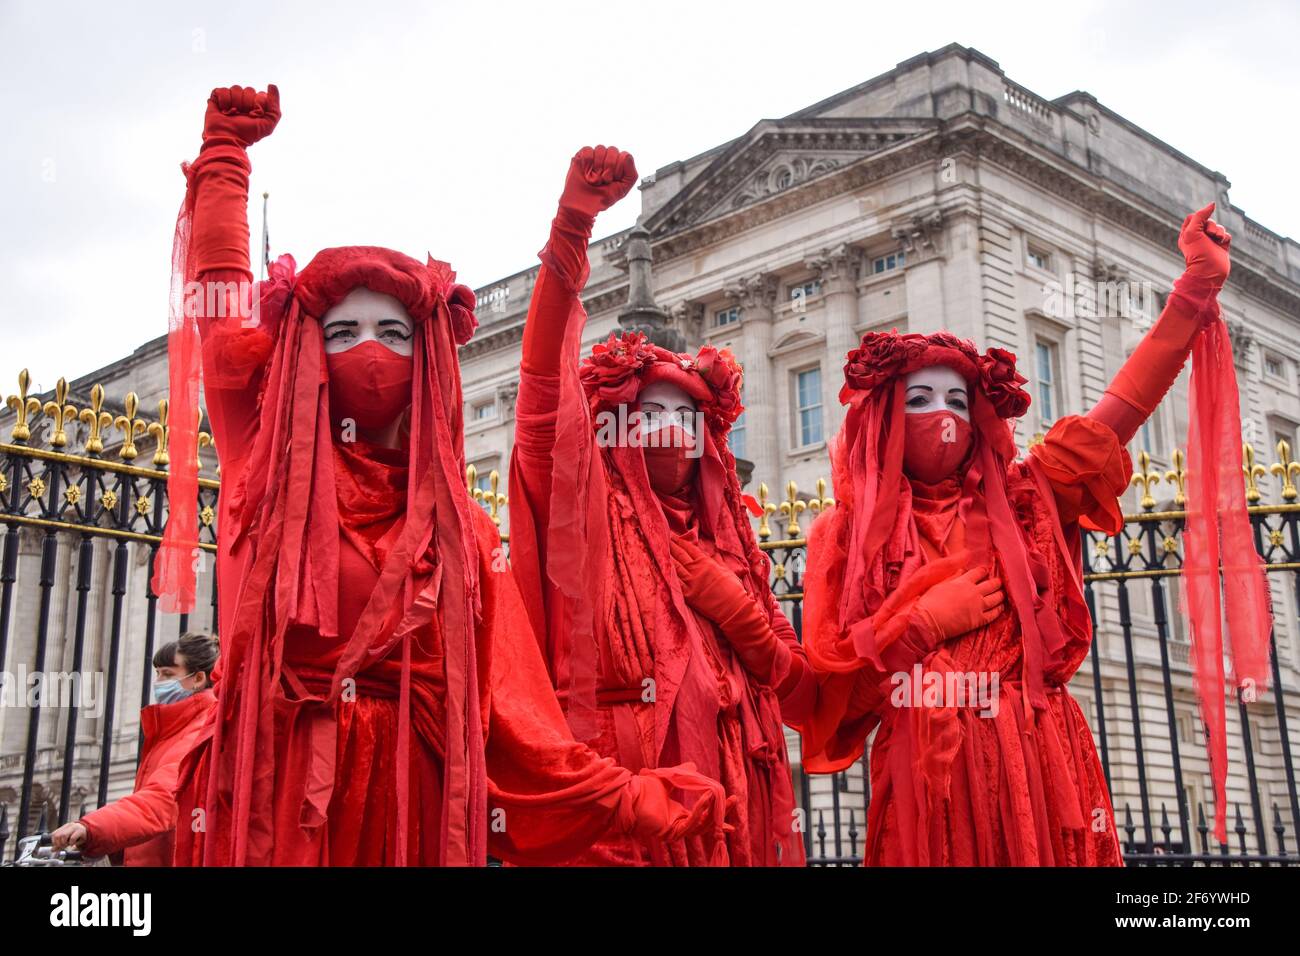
[1178,202,1232,285]
[202,84,281,149]
[558,145,638,219]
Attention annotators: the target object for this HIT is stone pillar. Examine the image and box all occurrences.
[807,243,862,435]
[892,207,947,333]
[619,224,684,352]
[724,272,779,482]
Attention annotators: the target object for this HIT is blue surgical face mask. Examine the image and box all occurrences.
[153,674,197,705]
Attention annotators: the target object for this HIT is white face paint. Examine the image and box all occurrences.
[636,380,698,439]
[904,366,970,421]
[321,287,415,356]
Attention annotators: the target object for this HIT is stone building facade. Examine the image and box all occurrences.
[4,44,1299,856]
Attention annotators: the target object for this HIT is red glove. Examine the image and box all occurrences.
[201,84,281,151]
[669,536,803,694]
[558,145,638,219]
[521,146,638,376]
[910,566,1004,643]
[1089,203,1232,444]
[616,766,736,843]
[189,84,281,281]
[1178,202,1232,286]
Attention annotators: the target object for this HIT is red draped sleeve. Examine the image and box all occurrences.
[1027,415,1132,535]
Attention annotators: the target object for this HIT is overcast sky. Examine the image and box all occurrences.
[2,0,1296,392]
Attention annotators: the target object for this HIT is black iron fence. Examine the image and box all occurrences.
[2,368,1298,866]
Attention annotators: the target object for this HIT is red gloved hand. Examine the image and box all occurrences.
[669,536,794,689]
[558,145,638,219]
[1178,202,1232,286]
[910,566,1004,644]
[617,766,737,843]
[202,84,281,149]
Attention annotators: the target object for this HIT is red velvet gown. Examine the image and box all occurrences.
[803,416,1127,866]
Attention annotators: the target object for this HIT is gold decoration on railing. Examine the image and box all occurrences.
[1269,439,1300,502]
[779,481,807,539]
[1164,449,1187,507]
[5,369,42,442]
[1243,443,1267,504]
[113,392,147,461]
[467,464,508,526]
[41,378,78,448]
[148,399,171,467]
[755,482,778,541]
[808,477,835,516]
[1130,450,1161,511]
[79,384,114,455]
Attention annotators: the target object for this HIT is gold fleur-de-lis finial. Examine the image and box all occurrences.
[197,429,214,469]
[5,369,42,442]
[1269,439,1300,502]
[808,477,836,516]
[79,384,114,455]
[40,378,78,448]
[755,482,774,541]
[468,466,508,526]
[1243,443,1267,504]
[1130,450,1161,511]
[1164,448,1187,507]
[147,398,171,466]
[779,480,806,538]
[113,392,148,461]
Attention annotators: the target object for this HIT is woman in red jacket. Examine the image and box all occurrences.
[798,204,1272,865]
[51,633,219,866]
[510,148,814,866]
[155,86,729,867]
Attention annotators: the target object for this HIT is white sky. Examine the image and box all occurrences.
[2,0,1297,392]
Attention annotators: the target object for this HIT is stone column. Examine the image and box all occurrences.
[724,272,779,483]
[807,243,862,435]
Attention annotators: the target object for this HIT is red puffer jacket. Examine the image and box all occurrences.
[80,689,216,866]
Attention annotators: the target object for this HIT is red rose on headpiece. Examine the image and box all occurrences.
[695,345,744,425]
[582,331,655,407]
[979,347,1031,419]
[841,330,930,398]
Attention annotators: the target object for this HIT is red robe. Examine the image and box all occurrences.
[802,415,1128,866]
[171,273,688,866]
[509,227,806,866]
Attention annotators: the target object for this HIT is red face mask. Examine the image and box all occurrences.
[326,340,413,431]
[643,425,699,497]
[903,409,973,483]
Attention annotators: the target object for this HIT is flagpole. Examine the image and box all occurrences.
[260,191,270,281]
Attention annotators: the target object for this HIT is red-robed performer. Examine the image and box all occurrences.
[151,85,730,866]
[798,204,1272,866]
[510,147,816,866]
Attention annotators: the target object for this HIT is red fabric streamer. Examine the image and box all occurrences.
[1183,306,1273,843]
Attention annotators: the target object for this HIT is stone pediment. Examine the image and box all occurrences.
[645,117,937,235]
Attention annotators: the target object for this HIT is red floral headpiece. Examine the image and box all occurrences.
[580,331,745,432]
[282,246,479,346]
[840,329,1030,419]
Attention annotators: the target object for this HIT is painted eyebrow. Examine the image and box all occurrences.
[323,318,358,327]
[377,318,411,329]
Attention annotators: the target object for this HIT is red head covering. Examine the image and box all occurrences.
[805,330,1082,728]
[537,332,753,749]
[156,224,487,863]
